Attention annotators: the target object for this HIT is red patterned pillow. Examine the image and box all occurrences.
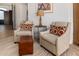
[20,24,33,31]
[50,25,67,36]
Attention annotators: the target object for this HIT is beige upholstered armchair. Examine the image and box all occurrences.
[14,21,33,43]
[40,22,70,56]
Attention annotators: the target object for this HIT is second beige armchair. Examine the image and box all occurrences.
[40,22,70,56]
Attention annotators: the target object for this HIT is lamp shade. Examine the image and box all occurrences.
[37,10,44,16]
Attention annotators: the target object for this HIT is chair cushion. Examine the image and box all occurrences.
[50,25,67,36]
[15,30,32,36]
[55,22,68,26]
[40,32,58,45]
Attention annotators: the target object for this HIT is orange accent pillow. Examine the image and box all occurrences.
[50,25,67,36]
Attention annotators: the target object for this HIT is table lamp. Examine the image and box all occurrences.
[37,10,44,26]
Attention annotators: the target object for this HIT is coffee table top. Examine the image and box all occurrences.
[20,36,33,43]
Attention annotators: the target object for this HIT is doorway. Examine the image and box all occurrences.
[0,10,4,25]
[73,3,79,45]
[4,10,13,26]
[0,8,13,34]
[0,10,13,33]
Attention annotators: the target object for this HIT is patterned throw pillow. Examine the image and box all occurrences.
[20,24,33,31]
[50,25,67,36]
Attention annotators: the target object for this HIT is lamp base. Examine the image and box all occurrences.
[39,16,43,27]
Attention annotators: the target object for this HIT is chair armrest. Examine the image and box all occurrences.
[40,30,49,33]
[40,30,49,35]
[56,24,70,55]
[57,30,70,46]
[57,23,70,43]
[14,27,20,35]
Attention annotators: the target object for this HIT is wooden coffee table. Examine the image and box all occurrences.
[19,36,33,56]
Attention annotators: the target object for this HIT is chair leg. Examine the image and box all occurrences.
[14,42,19,44]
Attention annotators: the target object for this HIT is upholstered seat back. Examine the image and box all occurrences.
[51,22,68,27]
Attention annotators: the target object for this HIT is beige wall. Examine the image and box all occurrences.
[0,4,12,10]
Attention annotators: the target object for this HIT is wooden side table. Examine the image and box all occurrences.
[34,25,47,42]
[19,36,33,56]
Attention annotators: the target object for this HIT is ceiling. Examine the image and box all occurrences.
[0,3,12,11]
